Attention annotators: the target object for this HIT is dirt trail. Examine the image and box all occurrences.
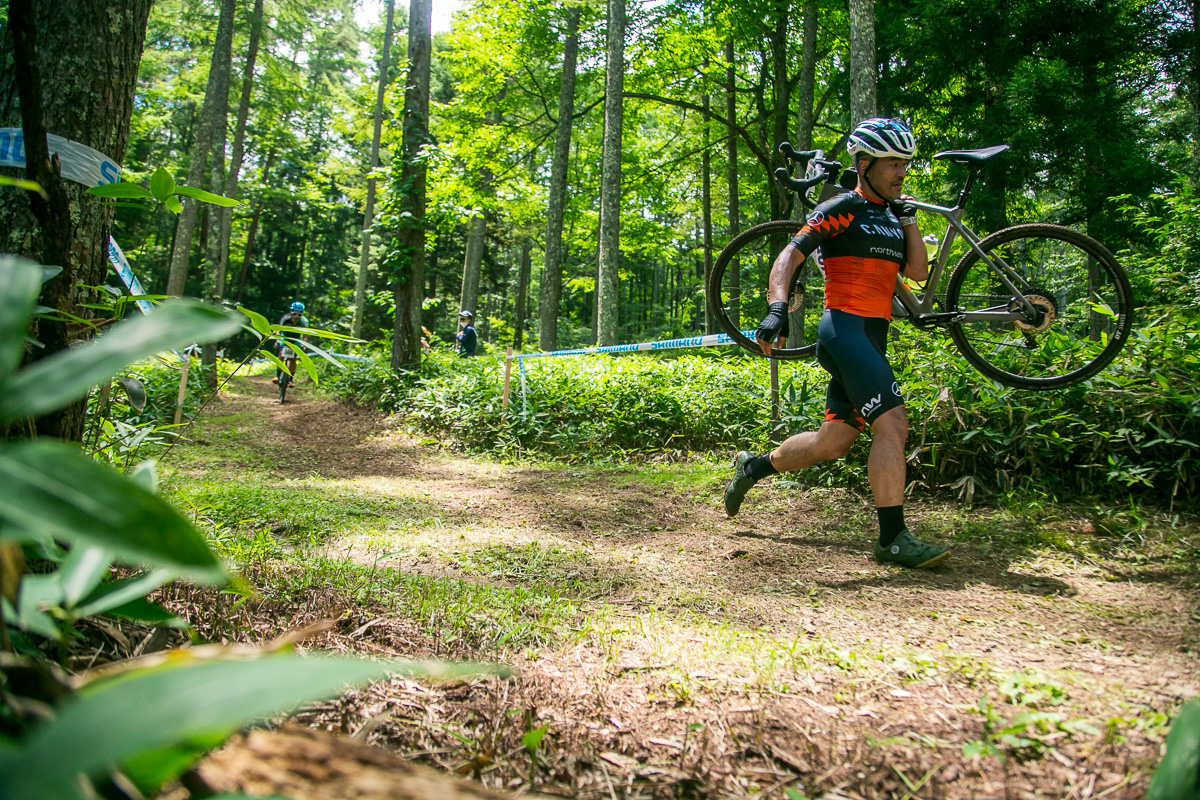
[179,376,1199,800]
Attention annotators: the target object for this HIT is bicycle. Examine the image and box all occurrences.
[278,344,298,404]
[706,142,1135,390]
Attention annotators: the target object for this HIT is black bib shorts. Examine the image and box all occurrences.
[815,309,905,431]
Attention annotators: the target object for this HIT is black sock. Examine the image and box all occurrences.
[745,454,778,482]
[877,505,906,547]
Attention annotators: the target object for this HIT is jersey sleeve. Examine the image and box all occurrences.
[789,193,856,257]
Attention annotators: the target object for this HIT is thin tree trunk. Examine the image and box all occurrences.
[537,6,581,352]
[202,0,235,386]
[354,0,394,338]
[1192,0,1200,181]
[596,0,626,346]
[235,148,274,304]
[0,0,153,441]
[459,213,485,316]
[166,0,234,297]
[702,68,714,335]
[725,36,741,329]
[848,0,877,124]
[514,237,532,351]
[218,0,263,303]
[391,0,432,373]
[797,0,817,150]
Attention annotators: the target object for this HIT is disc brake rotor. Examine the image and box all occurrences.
[1010,291,1057,333]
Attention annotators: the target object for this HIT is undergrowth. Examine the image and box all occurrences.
[321,308,1198,507]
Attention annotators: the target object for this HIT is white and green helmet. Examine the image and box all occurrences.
[847,118,916,160]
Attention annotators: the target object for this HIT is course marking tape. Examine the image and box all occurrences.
[511,330,756,415]
[0,128,150,313]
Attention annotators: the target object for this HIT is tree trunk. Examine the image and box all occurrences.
[514,237,532,351]
[202,0,235,387]
[848,0,877,125]
[218,0,263,304]
[235,148,274,304]
[702,70,714,335]
[390,0,432,373]
[459,213,485,316]
[0,0,153,442]
[165,0,235,297]
[797,0,817,150]
[596,0,626,346]
[537,7,581,352]
[354,0,394,339]
[1192,0,1200,181]
[725,36,741,329]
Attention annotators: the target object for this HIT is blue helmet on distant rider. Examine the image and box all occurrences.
[290,301,305,313]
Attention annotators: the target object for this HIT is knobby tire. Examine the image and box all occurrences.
[945,223,1134,390]
[707,219,821,360]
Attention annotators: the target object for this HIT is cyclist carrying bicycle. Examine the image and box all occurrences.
[272,301,310,386]
[723,118,949,570]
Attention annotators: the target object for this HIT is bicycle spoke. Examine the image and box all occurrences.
[946,224,1133,389]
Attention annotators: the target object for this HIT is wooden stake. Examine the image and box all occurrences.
[501,346,513,414]
[174,356,190,426]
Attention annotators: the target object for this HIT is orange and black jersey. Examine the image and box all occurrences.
[790,188,906,320]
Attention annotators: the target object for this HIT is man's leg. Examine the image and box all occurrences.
[724,421,859,517]
[868,406,948,568]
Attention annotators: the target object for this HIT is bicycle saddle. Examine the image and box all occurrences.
[932,145,1010,164]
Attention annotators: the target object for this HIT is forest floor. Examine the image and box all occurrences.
[161,373,1200,800]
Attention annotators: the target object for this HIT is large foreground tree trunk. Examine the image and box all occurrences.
[0,0,153,441]
[390,0,432,373]
[537,6,581,352]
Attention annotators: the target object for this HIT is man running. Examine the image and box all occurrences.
[273,301,310,386]
[723,118,949,569]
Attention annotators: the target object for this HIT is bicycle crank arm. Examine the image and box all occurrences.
[911,311,967,328]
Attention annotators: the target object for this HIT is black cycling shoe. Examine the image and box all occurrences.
[724,451,756,518]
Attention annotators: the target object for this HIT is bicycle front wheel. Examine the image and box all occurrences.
[707,219,823,359]
[945,224,1134,389]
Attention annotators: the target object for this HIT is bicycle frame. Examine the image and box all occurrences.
[890,200,1039,325]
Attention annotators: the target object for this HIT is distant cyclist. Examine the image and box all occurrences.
[273,301,310,386]
[456,310,477,357]
[723,118,949,570]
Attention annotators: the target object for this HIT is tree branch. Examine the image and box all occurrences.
[623,91,773,170]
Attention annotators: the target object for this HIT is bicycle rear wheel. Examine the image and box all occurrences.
[706,219,823,359]
[279,360,293,403]
[945,224,1134,389]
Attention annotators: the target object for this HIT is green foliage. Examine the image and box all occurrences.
[1148,698,1200,800]
[0,256,493,799]
[0,651,457,800]
[328,315,1196,504]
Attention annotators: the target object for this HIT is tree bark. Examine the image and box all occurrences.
[702,67,714,335]
[390,0,432,373]
[354,0,394,339]
[202,0,236,386]
[537,6,581,352]
[1192,0,1200,181]
[725,36,741,329]
[165,0,235,297]
[514,238,532,351]
[218,0,264,304]
[236,148,274,304]
[0,0,153,441]
[596,0,626,346]
[797,0,818,150]
[848,0,877,125]
[459,213,485,317]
